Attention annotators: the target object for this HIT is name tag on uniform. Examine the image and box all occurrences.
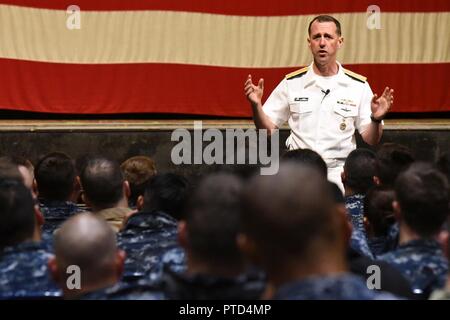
[294,97,308,102]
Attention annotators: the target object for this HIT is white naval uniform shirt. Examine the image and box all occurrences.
[263,62,374,166]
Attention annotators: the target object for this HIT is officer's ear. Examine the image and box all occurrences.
[237,233,261,265]
[373,176,381,186]
[136,195,144,211]
[438,230,449,259]
[392,200,402,221]
[341,171,347,185]
[32,179,39,198]
[123,180,131,200]
[338,36,344,49]
[115,249,126,280]
[34,205,44,227]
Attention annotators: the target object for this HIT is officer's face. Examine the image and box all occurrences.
[308,21,343,66]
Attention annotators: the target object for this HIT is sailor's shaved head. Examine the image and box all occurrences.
[53,213,119,288]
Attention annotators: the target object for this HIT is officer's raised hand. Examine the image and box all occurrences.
[371,87,394,120]
[244,74,264,107]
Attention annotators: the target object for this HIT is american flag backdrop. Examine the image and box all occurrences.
[0,0,448,115]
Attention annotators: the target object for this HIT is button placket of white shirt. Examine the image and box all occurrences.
[314,80,336,151]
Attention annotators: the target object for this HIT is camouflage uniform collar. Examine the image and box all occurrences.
[345,193,366,201]
[79,280,164,300]
[272,272,369,300]
[2,241,46,255]
[398,238,442,250]
[163,264,266,299]
[166,264,263,286]
[125,210,177,229]
[39,198,77,207]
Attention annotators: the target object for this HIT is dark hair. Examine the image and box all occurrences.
[80,157,124,209]
[240,164,336,266]
[376,143,415,187]
[344,148,377,195]
[395,162,449,237]
[308,15,342,36]
[364,186,396,237]
[143,173,189,220]
[282,149,327,178]
[186,173,244,265]
[0,179,35,249]
[121,156,157,207]
[329,181,344,204]
[35,152,76,201]
[436,153,450,182]
[0,159,23,181]
[0,155,33,173]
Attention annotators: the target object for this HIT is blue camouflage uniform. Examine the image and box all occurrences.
[39,199,86,236]
[345,194,373,259]
[273,273,397,300]
[161,262,266,300]
[369,235,395,258]
[367,219,399,258]
[378,239,448,298]
[0,242,62,299]
[345,194,366,234]
[80,280,165,300]
[350,230,374,259]
[117,210,183,283]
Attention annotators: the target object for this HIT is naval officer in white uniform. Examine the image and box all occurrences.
[244,15,394,190]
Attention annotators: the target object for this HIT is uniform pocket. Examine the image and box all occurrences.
[290,102,313,114]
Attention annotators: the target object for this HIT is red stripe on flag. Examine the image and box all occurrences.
[0,59,448,115]
[0,0,448,15]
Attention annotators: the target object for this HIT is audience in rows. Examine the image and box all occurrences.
[0,142,448,300]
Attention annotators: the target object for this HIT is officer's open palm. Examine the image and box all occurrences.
[244,75,264,107]
[371,87,394,120]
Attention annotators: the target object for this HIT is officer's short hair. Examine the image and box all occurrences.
[35,152,76,201]
[395,162,449,237]
[364,186,396,237]
[80,157,124,209]
[437,152,450,182]
[185,173,243,265]
[0,159,23,181]
[241,163,336,266]
[308,15,342,36]
[143,173,189,220]
[376,143,415,187]
[344,148,377,195]
[0,155,34,174]
[282,148,327,178]
[0,179,35,249]
[121,156,157,207]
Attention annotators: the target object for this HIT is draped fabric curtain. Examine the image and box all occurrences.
[0,0,448,115]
